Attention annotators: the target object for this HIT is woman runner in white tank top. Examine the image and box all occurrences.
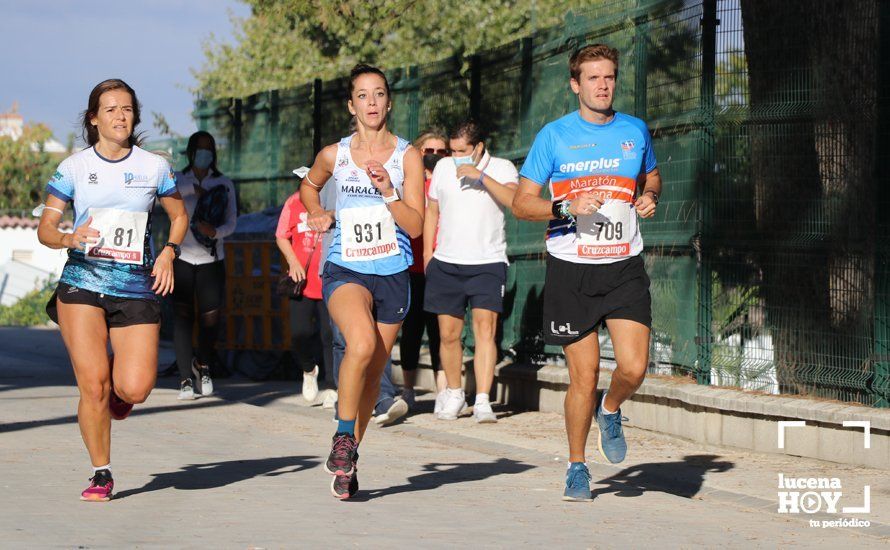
[300,64,424,500]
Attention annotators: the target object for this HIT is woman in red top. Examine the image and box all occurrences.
[400,128,449,406]
[276,191,332,402]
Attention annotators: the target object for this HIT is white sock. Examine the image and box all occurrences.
[601,394,618,415]
[93,464,111,474]
[475,393,490,406]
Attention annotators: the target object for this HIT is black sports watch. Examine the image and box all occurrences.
[165,242,181,259]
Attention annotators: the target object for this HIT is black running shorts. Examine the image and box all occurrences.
[543,254,651,346]
[46,282,161,328]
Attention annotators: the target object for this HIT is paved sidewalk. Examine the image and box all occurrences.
[0,327,886,548]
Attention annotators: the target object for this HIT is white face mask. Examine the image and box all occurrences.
[193,149,213,170]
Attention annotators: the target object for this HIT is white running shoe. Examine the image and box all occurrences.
[374,398,409,426]
[436,388,466,420]
[473,401,498,423]
[302,366,319,402]
[178,379,196,401]
[192,359,213,397]
[321,389,338,409]
[434,390,446,415]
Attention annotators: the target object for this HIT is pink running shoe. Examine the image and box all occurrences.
[109,390,133,420]
[107,354,133,420]
[80,469,114,502]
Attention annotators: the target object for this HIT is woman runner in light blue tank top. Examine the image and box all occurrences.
[300,64,424,500]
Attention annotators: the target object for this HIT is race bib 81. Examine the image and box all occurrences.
[85,207,148,265]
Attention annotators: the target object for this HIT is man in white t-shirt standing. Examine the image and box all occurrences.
[423,121,519,423]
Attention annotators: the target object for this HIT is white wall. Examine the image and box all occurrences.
[0,227,68,278]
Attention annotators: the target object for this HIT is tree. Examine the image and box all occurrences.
[194,0,592,99]
[0,123,56,211]
[740,0,878,400]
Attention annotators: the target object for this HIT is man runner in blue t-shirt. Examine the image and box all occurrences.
[513,44,662,501]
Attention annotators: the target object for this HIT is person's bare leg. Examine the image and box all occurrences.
[470,308,498,396]
[602,319,650,411]
[355,322,402,442]
[437,314,465,389]
[327,284,377,426]
[57,301,112,467]
[109,322,160,405]
[563,332,600,463]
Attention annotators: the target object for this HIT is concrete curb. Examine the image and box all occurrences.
[492,360,890,470]
[389,350,889,469]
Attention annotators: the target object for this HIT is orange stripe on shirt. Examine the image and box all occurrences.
[552,175,637,202]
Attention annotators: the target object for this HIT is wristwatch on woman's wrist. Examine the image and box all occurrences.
[165,242,181,259]
[382,188,401,204]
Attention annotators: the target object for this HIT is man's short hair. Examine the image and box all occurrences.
[450,120,485,146]
[569,44,620,81]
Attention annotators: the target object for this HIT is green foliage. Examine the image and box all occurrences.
[0,124,57,210]
[0,283,55,327]
[194,0,591,98]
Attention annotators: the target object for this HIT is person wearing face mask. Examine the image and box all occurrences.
[423,120,518,423]
[172,131,237,400]
[399,128,447,408]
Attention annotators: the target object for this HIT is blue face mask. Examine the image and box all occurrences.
[453,155,474,167]
[193,149,213,170]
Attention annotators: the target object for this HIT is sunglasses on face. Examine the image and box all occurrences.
[422,147,451,156]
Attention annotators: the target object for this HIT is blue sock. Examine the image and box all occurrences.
[337,419,356,435]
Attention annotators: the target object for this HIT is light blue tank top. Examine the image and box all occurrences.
[325,134,413,275]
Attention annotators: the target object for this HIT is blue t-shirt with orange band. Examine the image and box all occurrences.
[520,111,656,264]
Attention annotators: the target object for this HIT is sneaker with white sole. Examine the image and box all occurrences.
[302,366,319,402]
[178,379,196,401]
[192,359,213,397]
[434,390,446,415]
[473,401,498,423]
[436,388,466,420]
[321,389,338,409]
[374,397,409,426]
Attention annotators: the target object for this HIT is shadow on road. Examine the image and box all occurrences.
[114,455,320,499]
[0,399,234,434]
[353,458,535,501]
[591,454,735,499]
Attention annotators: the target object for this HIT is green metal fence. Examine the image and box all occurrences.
[187,0,889,407]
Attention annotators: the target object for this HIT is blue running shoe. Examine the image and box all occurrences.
[562,462,592,502]
[596,392,628,464]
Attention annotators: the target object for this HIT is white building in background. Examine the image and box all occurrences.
[0,104,66,153]
[0,216,69,306]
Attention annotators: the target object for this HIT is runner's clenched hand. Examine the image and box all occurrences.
[568,192,605,217]
[65,216,100,251]
[634,192,657,218]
